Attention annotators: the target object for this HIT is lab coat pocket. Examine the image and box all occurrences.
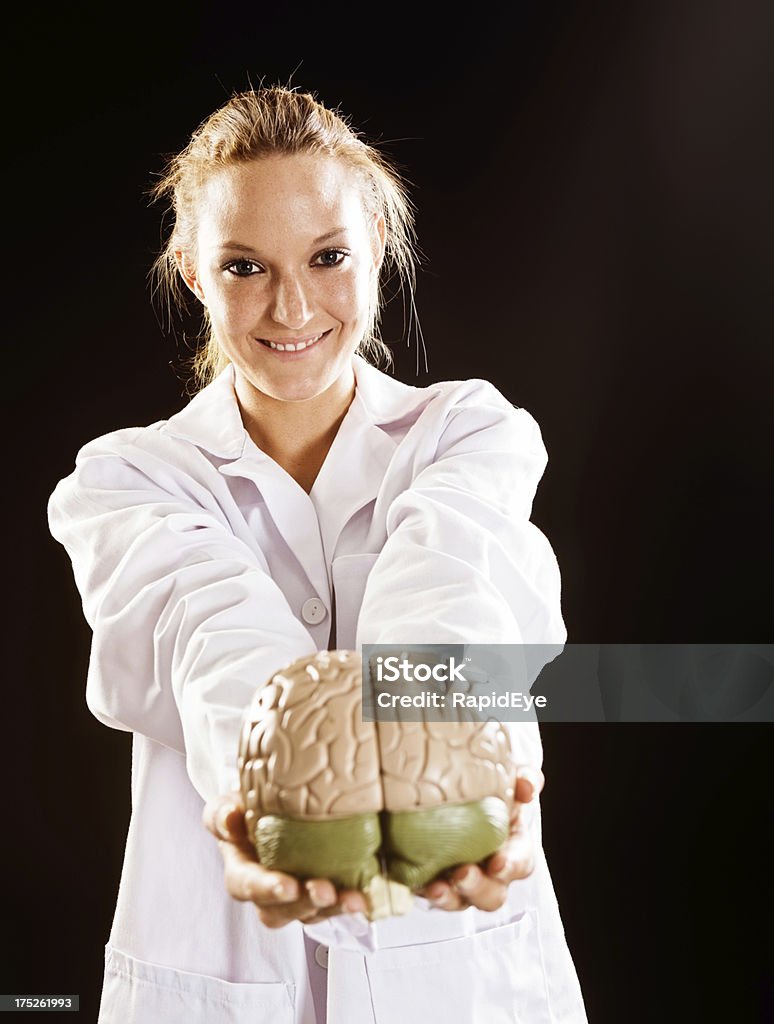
[331,552,380,650]
[364,911,551,1024]
[99,944,295,1024]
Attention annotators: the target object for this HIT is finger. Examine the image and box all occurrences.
[514,767,544,805]
[257,896,322,929]
[257,884,352,929]
[301,882,368,918]
[484,823,537,883]
[219,839,300,905]
[337,889,369,915]
[254,876,364,929]
[304,879,338,910]
[449,864,508,912]
[509,768,544,833]
[258,898,344,929]
[420,879,470,913]
[202,791,245,840]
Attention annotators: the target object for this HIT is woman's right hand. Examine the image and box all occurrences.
[202,792,369,929]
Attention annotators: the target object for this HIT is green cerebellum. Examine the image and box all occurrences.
[253,797,510,893]
[254,813,382,891]
[384,797,511,890]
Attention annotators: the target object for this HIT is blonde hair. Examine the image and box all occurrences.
[148,84,421,393]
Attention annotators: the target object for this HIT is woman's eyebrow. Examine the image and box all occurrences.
[217,241,258,253]
[217,228,349,254]
[312,227,349,244]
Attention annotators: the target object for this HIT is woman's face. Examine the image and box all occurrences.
[179,153,385,404]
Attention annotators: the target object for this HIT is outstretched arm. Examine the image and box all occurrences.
[48,428,318,802]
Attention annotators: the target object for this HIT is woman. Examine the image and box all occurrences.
[48,85,587,1023]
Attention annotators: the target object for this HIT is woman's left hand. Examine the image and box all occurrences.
[416,766,544,912]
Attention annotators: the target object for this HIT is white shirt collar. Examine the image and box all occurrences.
[161,354,437,459]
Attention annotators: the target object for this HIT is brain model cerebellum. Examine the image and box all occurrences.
[238,649,516,919]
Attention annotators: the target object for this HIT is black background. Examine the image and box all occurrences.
[4,1,773,1021]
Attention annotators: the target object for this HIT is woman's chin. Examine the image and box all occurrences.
[237,357,356,406]
[242,374,330,406]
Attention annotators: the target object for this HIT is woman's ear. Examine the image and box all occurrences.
[174,249,207,306]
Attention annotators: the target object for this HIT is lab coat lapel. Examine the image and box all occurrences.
[219,452,332,608]
[310,354,434,562]
[162,365,332,606]
[310,393,396,562]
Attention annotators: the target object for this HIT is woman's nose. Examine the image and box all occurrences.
[269,274,313,329]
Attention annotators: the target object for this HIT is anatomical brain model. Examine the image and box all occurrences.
[238,649,517,919]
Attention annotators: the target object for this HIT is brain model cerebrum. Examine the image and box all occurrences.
[238,650,516,919]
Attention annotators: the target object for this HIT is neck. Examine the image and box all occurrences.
[234,365,356,493]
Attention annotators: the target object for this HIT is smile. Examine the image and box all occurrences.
[256,330,330,352]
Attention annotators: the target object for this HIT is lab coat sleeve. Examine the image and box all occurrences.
[47,428,317,802]
[355,380,567,775]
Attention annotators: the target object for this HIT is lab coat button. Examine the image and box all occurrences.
[301,598,327,625]
[314,944,329,969]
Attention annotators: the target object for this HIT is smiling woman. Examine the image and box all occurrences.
[47,84,588,1024]
[147,89,417,493]
[173,154,386,490]
[148,87,418,392]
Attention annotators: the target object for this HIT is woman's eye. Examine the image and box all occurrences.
[314,248,349,267]
[225,259,261,277]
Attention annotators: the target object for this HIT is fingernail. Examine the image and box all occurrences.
[273,882,291,901]
[516,770,537,799]
[306,882,335,908]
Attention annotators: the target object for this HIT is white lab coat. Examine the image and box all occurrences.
[48,354,587,1024]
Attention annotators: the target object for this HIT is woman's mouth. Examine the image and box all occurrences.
[256,329,331,354]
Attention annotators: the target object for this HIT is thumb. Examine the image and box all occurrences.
[515,766,544,804]
[202,791,244,841]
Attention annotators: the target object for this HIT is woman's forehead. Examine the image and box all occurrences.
[197,154,366,240]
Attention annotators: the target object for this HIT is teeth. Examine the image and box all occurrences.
[263,332,324,352]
